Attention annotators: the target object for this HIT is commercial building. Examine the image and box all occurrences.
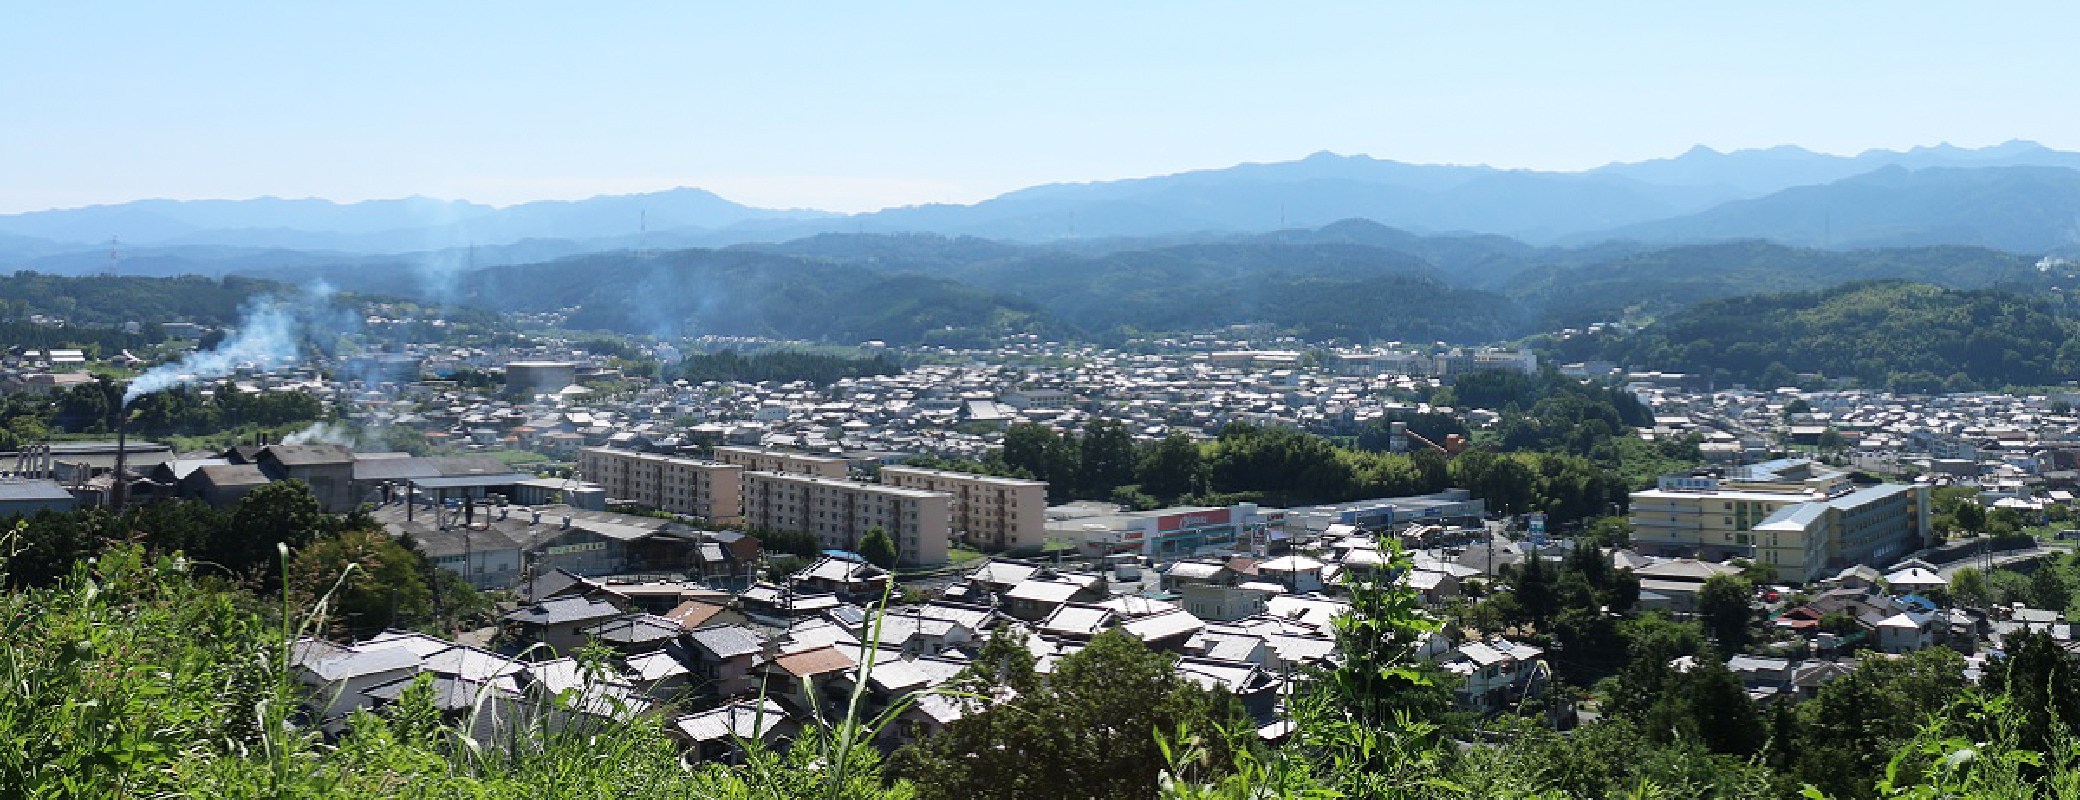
[1286,488,1486,533]
[741,471,950,566]
[1047,503,1279,558]
[879,465,1047,550]
[712,446,847,480]
[505,361,580,394]
[579,448,743,522]
[1629,459,1930,583]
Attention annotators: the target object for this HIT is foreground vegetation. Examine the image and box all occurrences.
[12,502,2080,798]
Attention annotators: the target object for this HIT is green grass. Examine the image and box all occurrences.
[85,363,141,380]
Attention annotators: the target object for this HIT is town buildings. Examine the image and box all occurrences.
[879,465,1046,550]
[579,448,744,522]
[1629,458,1931,583]
[741,471,951,565]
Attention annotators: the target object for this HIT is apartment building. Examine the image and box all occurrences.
[712,446,848,480]
[879,465,1047,551]
[1629,458,1929,583]
[578,448,743,522]
[741,471,951,566]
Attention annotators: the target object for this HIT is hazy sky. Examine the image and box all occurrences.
[5,2,2077,214]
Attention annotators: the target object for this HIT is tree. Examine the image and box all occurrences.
[1698,573,1754,651]
[1949,566,1990,609]
[1076,417,1137,497]
[1602,569,1641,615]
[1314,551,1454,726]
[1789,648,1970,795]
[1581,516,1633,550]
[859,526,898,569]
[1001,422,1077,497]
[1953,500,1987,534]
[1980,631,2080,758]
[1449,450,1535,515]
[1137,432,1204,500]
[1513,556,1559,631]
[1639,650,1764,757]
[892,629,1243,800]
[218,480,329,583]
[2033,566,2070,611]
[1601,614,1706,720]
[288,526,432,638]
[1206,423,1355,503]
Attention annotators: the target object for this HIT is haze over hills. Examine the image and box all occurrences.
[1584,165,2080,253]
[224,219,2054,349]
[4,141,2080,273]
[6,140,2080,350]
[0,188,833,254]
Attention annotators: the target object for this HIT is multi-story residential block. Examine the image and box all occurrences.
[741,471,951,565]
[712,446,848,480]
[579,448,743,522]
[879,465,1046,551]
[1629,458,1930,583]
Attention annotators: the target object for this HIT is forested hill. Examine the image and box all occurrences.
[442,241,1525,345]
[1505,240,2050,331]
[452,249,1064,348]
[1542,281,2080,392]
[367,229,2071,346]
[0,273,285,328]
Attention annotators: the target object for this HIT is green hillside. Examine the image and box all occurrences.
[1546,281,2080,391]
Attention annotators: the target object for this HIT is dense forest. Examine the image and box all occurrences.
[1504,240,2050,331]
[1545,281,2080,391]
[0,272,283,328]
[408,226,2073,349]
[0,377,323,450]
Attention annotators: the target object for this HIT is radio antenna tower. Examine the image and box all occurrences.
[102,236,120,276]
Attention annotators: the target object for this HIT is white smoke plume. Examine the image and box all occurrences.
[281,421,357,446]
[123,283,349,406]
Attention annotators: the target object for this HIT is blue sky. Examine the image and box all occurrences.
[4,2,2076,213]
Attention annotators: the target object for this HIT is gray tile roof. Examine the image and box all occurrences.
[0,479,76,502]
[302,646,422,682]
[505,596,623,627]
[684,624,764,659]
[673,699,787,743]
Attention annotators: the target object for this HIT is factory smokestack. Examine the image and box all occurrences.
[112,410,129,509]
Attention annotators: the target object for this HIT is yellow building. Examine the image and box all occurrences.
[1629,459,1929,583]
[742,471,951,566]
[712,446,848,480]
[578,448,743,522]
[879,465,1048,551]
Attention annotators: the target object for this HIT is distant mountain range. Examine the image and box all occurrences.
[1588,165,2080,252]
[0,188,832,256]
[5,141,2080,278]
[6,140,2080,348]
